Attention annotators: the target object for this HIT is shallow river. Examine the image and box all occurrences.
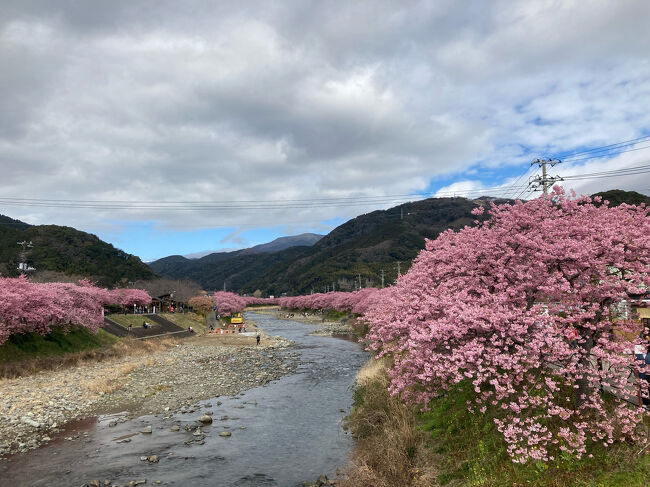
[0,312,368,487]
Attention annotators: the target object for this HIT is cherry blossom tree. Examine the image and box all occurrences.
[243,296,279,306]
[212,291,246,315]
[0,276,123,343]
[108,288,152,308]
[278,289,384,314]
[188,295,214,314]
[364,188,650,462]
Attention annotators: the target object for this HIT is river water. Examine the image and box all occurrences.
[0,312,368,487]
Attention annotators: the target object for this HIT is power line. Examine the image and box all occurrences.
[2,135,647,213]
[0,184,530,211]
[560,144,650,164]
[505,164,537,199]
[556,135,650,160]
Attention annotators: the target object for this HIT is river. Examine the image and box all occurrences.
[0,312,368,487]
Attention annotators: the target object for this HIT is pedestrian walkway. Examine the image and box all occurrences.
[206,312,219,331]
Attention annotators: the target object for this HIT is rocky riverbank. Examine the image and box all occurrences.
[310,319,357,337]
[0,333,297,458]
[258,308,358,336]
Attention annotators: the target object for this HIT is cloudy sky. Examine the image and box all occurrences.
[1,0,650,261]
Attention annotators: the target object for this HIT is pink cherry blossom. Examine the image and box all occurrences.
[364,188,650,462]
[0,276,152,343]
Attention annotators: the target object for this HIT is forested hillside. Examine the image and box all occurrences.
[0,216,156,286]
[151,196,491,294]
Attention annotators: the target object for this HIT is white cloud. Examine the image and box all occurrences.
[0,0,649,240]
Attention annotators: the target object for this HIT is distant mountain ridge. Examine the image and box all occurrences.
[149,196,492,294]
[183,233,323,259]
[592,189,650,207]
[240,233,323,255]
[149,189,650,295]
[2,189,646,292]
[0,215,156,285]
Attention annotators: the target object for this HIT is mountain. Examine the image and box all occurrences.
[150,190,650,296]
[0,215,156,285]
[591,189,650,207]
[182,233,324,259]
[239,233,323,255]
[149,197,494,295]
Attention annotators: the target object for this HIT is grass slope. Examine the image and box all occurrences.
[158,312,207,333]
[422,381,650,486]
[344,361,650,487]
[0,327,118,364]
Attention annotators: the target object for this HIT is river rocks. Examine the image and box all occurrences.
[170,425,180,432]
[140,425,152,434]
[21,417,41,428]
[219,431,232,437]
[311,320,356,337]
[147,455,159,463]
[0,331,297,458]
[302,474,337,487]
[198,414,213,424]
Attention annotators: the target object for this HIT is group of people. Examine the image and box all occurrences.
[126,322,151,333]
[124,311,261,345]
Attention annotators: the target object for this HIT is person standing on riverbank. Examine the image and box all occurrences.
[256,334,261,345]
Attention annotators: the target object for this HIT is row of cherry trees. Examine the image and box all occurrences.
[187,294,278,315]
[278,287,389,315]
[243,296,279,307]
[362,189,650,463]
[0,276,151,344]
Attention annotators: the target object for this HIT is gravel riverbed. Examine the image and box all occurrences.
[254,308,357,336]
[0,334,297,458]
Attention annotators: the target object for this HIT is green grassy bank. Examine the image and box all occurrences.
[422,381,650,486]
[342,360,650,487]
[0,327,118,364]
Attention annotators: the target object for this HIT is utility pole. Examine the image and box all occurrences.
[381,269,385,288]
[529,158,563,195]
[332,282,335,292]
[223,282,226,292]
[358,274,362,290]
[396,261,401,277]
